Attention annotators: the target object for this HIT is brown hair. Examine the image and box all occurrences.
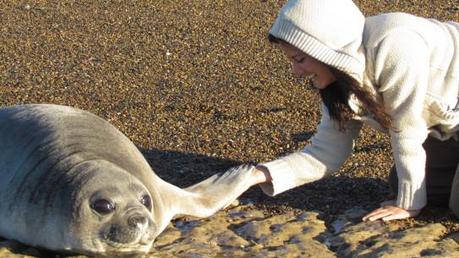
[268,34,394,131]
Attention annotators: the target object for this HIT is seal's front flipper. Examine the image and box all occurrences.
[164,165,255,218]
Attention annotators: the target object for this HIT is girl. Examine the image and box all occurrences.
[245,0,459,222]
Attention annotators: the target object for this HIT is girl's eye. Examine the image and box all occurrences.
[294,57,305,63]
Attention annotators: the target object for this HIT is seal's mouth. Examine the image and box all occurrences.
[103,236,152,248]
[98,223,155,254]
[99,236,153,255]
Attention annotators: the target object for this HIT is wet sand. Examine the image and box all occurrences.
[0,0,458,257]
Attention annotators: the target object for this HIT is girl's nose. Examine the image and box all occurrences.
[292,62,304,77]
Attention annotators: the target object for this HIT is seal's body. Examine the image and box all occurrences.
[0,104,253,255]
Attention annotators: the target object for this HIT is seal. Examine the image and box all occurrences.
[0,104,254,256]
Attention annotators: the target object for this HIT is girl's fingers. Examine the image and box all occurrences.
[381,211,409,221]
[363,208,392,221]
[363,205,421,222]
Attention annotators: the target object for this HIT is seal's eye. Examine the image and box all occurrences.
[140,194,152,210]
[91,199,115,215]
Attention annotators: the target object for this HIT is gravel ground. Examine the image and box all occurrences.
[1,0,458,236]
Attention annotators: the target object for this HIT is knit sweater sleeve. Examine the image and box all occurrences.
[259,105,362,196]
[374,30,430,210]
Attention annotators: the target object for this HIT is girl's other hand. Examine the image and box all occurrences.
[362,200,421,222]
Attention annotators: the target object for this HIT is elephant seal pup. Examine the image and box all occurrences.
[0,104,254,256]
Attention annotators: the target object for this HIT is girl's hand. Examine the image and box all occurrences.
[362,200,421,222]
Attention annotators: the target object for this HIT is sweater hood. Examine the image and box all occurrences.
[269,0,366,82]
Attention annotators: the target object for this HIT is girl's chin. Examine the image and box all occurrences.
[312,79,327,89]
[312,76,336,89]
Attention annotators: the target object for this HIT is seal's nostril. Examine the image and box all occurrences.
[128,215,148,228]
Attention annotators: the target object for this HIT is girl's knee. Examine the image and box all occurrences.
[449,198,459,218]
[450,165,459,218]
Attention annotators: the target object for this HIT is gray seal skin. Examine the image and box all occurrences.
[0,104,254,256]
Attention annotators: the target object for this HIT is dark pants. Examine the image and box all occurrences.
[388,136,459,217]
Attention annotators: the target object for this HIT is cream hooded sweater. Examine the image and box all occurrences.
[262,0,459,210]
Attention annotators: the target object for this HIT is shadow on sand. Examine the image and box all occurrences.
[139,148,390,218]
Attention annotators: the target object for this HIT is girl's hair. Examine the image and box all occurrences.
[268,34,394,131]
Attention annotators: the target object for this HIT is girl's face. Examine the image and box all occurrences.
[279,43,336,89]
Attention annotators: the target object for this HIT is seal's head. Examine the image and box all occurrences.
[59,160,157,255]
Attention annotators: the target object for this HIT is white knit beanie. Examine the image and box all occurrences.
[269,0,366,82]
